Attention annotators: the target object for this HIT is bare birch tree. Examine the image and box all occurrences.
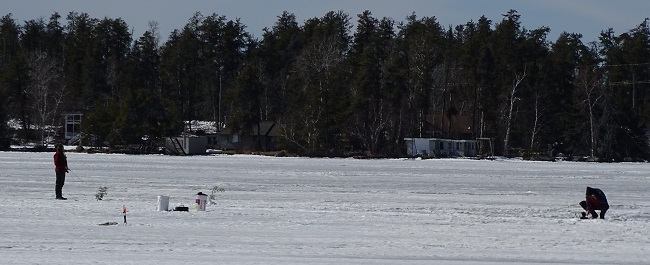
[503,69,526,157]
[292,34,344,151]
[26,51,65,146]
[577,68,604,157]
[529,88,547,149]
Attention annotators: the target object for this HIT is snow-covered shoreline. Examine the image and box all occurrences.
[1,152,648,264]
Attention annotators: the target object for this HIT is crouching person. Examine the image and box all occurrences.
[580,186,609,219]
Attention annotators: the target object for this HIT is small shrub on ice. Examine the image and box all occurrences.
[209,185,225,204]
[95,186,108,200]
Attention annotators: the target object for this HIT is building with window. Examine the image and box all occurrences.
[404,138,478,158]
[63,113,83,145]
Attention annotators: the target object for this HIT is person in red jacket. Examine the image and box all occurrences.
[53,143,69,200]
[579,186,609,219]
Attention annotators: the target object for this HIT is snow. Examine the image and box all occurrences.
[1,152,649,264]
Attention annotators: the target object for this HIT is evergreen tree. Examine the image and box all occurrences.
[0,14,31,141]
[516,26,550,152]
[286,11,351,153]
[63,12,98,108]
[230,51,265,150]
[160,13,203,127]
[397,14,447,141]
[489,10,527,156]
[347,11,396,154]
[197,13,228,124]
[255,11,304,151]
[219,18,251,123]
[93,17,132,100]
[597,20,650,160]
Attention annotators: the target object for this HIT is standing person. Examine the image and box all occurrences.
[53,143,69,200]
[580,186,609,219]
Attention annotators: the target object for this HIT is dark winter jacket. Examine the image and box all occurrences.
[54,149,68,173]
[586,187,609,210]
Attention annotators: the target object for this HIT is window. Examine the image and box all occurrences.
[66,114,82,123]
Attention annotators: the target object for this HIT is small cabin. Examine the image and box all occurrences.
[63,113,83,145]
[166,135,208,155]
[404,138,478,157]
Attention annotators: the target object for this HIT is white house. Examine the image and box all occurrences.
[63,113,83,145]
[404,138,478,157]
[166,135,208,155]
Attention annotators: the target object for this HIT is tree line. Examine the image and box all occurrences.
[1,10,650,160]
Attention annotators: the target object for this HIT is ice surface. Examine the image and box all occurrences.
[1,152,649,264]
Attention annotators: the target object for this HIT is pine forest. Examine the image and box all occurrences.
[1,10,650,160]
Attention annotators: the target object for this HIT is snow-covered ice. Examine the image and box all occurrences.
[1,151,649,264]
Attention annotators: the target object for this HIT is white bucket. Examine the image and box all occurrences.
[195,193,208,211]
[157,195,169,211]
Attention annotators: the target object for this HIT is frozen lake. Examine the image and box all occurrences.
[1,151,649,264]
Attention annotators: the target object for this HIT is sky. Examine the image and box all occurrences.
[3,0,650,44]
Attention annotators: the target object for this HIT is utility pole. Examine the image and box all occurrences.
[218,66,223,131]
